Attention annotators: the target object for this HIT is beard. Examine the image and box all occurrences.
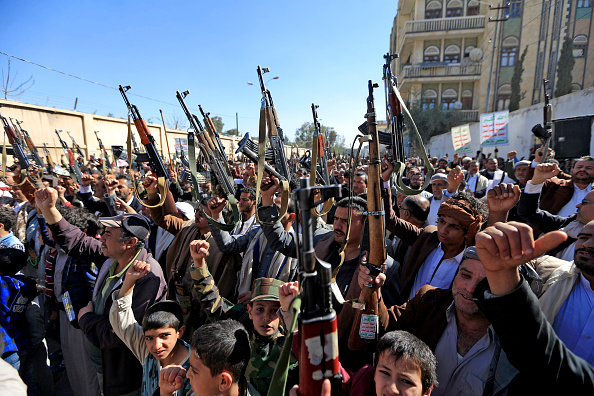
[574,247,594,276]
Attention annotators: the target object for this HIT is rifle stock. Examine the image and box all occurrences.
[11,118,44,168]
[1,114,31,169]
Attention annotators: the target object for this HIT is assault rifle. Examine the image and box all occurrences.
[66,131,86,159]
[42,143,55,172]
[531,79,553,163]
[119,85,171,182]
[1,113,31,169]
[55,129,82,183]
[11,118,45,168]
[175,91,236,198]
[94,130,112,169]
[256,66,291,182]
[310,103,331,186]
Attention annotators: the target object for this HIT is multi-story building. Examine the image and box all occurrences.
[389,0,593,120]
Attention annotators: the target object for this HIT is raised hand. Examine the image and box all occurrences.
[114,197,136,214]
[143,175,159,195]
[34,187,58,212]
[507,151,517,160]
[531,163,560,185]
[126,260,150,282]
[381,158,394,183]
[535,145,554,162]
[261,175,281,205]
[189,239,210,264]
[447,165,465,193]
[167,167,178,183]
[476,222,567,295]
[246,162,256,178]
[487,183,521,213]
[104,178,118,196]
[279,281,299,312]
[207,196,227,220]
[81,174,95,187]
[158,365,186,396]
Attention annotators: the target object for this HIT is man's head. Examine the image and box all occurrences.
[571,156,594,186]
[574,220,594,277]
[468,161,479,176]
[247,278,282,337]
[59,175,76,196]
[200,182,212,195]
[336,170,345,185]
[115,174,134,201]
[374,330,437,396]
[437,192,487,247]
[194,199,210,230]
[99,214,150,259]
[452,247,487,318]
[353,172,368,195]
[486,158,497,172]
[188,320,250,395]
[0,206,17,237]
[430,174,449,200]
[239,187,256,216]
[514,160,531,185]
[400,196,430,228]
[438,158,448,170]
[409,172,424,190]
[462,157,472,169]
[334,196,367,245]
[142,301,185,362]
[576,192,594,224]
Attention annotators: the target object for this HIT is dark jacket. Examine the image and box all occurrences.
[79,191,142,216]
[48,218,166,395]
[474,278,594,394]
[538,178,575,215]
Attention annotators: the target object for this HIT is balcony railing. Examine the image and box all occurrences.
[402,63,481,79]
[460,110,479,122]
[397,15,485,51]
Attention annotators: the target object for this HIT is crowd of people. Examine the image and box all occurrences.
[0,144,593,396]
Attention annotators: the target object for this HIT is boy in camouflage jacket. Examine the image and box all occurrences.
[188,239,298,395]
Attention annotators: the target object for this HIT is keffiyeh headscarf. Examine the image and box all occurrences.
[437,199,483,246]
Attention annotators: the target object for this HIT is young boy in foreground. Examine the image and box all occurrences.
[109,260,192,396]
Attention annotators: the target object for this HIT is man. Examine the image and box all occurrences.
[235,186,258,236]
[353,171,368,195]
[425,173,449,227]
[34,187,166,396]
[538,155,594,216]
[473,221,594,393]
[362,246,519,395]
[463,161,488,198]
[510,159,531,188]
[0,207,24,251]
[479,158,499,180]
[481,158,515,189]
[79,174,141,216]
[437,157,450,172]
[199,181,212,195]
[408,172,433,199]
[518,163,594,261]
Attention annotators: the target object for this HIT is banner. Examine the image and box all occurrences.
[480,110,509,147]
[175,138,188,156]
[451,124,472,153]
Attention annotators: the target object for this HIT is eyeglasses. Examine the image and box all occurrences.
[582,199,594,205]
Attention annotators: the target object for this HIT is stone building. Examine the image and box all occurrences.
[389,0,593,116]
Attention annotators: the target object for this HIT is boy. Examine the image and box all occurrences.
[109,260,192,396]
[158,320,258,396]
[189,239,297,395]
[280,282,438,396]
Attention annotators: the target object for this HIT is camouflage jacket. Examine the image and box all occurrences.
[191,265,298,395]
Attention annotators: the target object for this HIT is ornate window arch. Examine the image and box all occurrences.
[424,46,441,62]
[422,89,438,109]
[426,0,442,18]
[441,88,458,110]
[573,35,588,58]
[501,36,519,66]
[497,84,512,111]
[446,0,463,17]
[444,44,461,63]
[467,0,480,15]
[461,89,473,109]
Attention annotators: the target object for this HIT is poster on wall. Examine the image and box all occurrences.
[451,124,472,154]
[480,110,509,147]
[174,138,188,156]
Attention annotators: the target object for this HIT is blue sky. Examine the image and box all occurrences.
[1,0,397,146]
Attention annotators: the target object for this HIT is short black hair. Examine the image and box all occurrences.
[0,206,17,231]
[142,311,181,332]
[354,172,368,184]
[376,330,438,393]
[58,206,89,230]
[577,155,594,163]
[191,320,251,383]
[116,174,134,189]
[240,186,256,201]
[336,196,367,215]
[0,248,28,276]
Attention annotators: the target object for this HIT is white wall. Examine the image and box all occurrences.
[426,86,594,159]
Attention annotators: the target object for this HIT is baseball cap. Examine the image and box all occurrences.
[99,213,151,241]
[514,160,531,169]
[250,278,282,303]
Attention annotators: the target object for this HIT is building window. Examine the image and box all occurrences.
[496,84,512,111]
[577,0,590,7]
[462,89,473,109]
[573,35,588,57]
[467,0,480,15]
[444,45,461,63]
[446,0,463,17]
[441,88,458,110]
[424,46,441,62]
[422,89,438,109]
[507,0,522,18]
[426,1,442,18]
[500,36,519,66]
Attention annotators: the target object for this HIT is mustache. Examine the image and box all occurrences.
[576,247,594,255]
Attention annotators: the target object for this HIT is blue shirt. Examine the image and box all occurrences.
[0,232,24,251]
[552,273,594,365]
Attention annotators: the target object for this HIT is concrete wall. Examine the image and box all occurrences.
[426,86,594,159]
[0,99,308,163]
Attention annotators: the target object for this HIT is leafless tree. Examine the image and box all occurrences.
[1,58,34,100]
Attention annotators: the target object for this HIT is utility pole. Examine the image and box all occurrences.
[236,112,239,136]
[484,3,510,113]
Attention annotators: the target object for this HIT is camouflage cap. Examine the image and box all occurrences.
[250,278,283,303]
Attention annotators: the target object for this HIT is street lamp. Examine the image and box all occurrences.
[247,76,279,86]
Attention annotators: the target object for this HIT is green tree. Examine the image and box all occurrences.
[407,103,465,142]
[210,116,224,134]
[509,46,528,111]
[221,128,238,136]
[294,122,337,147]
[555,37,576,98]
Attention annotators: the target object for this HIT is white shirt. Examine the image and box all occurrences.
[409,243,464,300]
[552,273,594,365]
[466,174,478,193]
[426,196,444,227]
[557,183,593,218]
